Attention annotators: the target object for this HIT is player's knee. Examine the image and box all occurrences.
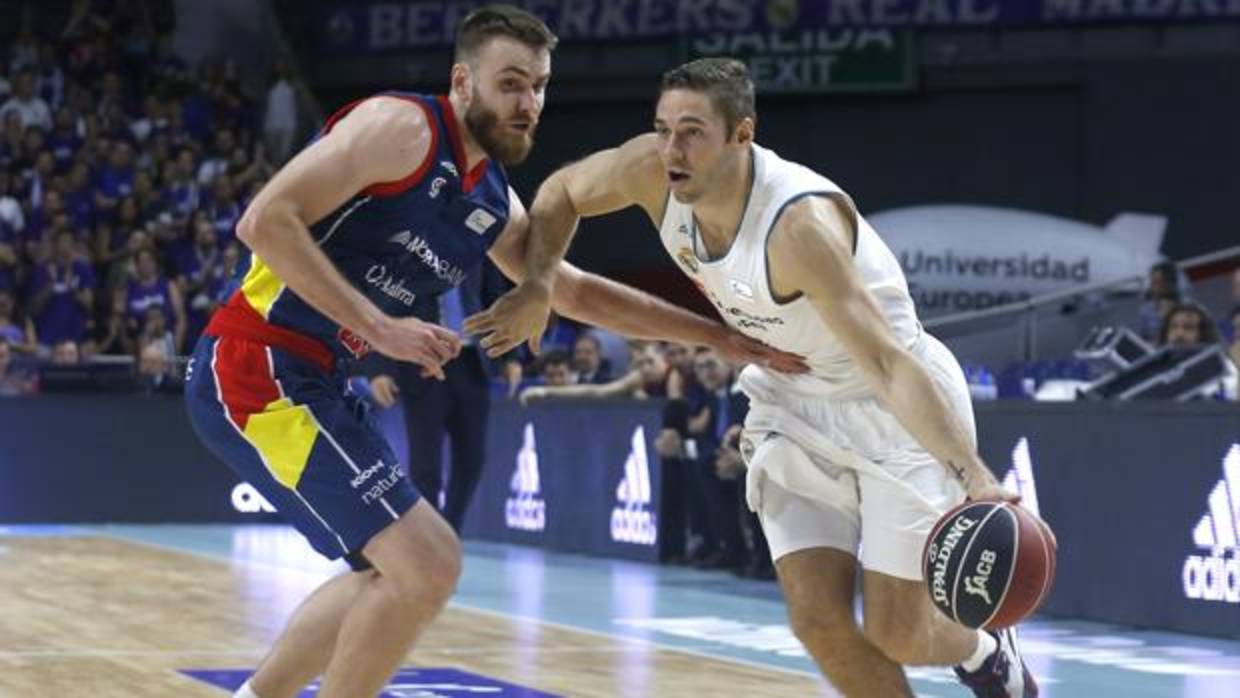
[423,534,463,602]
[397,532,461,606]
[370,515,462,607]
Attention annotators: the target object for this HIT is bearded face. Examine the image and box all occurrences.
[463,86,536,166]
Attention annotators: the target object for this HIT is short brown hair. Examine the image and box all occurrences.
[660,58,756,136]
[454,5,558,64]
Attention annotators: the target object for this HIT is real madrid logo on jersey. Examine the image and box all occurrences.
[676,247,699,273]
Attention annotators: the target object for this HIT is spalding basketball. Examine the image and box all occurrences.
[922,500,1057,630]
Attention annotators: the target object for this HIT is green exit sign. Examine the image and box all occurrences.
[686,29,915,94]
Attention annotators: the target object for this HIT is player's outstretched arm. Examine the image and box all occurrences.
[235,97,459,375]
[481,191,808,373]
[519,371,644,405]
[468,134,670,356]
[769,195,1011,501]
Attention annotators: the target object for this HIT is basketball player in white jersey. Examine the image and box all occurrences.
[467,58,1037,697]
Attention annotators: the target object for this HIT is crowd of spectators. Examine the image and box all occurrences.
[0,2,275,397]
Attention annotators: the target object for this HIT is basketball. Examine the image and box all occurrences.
[923,500,1057,630]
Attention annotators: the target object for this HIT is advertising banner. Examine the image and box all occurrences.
[975,402,1240,638]
[460,401,665,562]
[312,1,1240,53]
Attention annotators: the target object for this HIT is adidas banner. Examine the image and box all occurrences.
[3,394,1238,636]
[461,401,664,562]
[975,401,1240,638]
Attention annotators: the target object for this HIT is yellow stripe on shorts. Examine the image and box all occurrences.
[239,255,286,319]
[244,397,319,489]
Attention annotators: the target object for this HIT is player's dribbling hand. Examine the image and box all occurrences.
[366,316,461,380]
[464,280,552,358]
[964,467,1021,505]
[712,328,810,374]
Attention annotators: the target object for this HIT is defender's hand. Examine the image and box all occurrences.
[464,280,552,358]
[711,327,810,374]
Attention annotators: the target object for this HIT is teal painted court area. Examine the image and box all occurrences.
[9,523,1231,698]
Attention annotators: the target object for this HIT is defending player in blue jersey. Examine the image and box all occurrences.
[183,6,806,698]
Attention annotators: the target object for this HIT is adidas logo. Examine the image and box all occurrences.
[1183,444,1240,603]
[505,423,546,531]
[1002,437,1041,517]
[611,426,658,546]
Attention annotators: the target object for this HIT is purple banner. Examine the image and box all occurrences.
[180,667,562,697]
[314,1,1240,51]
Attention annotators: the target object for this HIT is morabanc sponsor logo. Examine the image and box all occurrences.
[388,230,467,285]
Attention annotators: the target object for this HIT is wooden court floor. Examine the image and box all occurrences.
[0,536,829,697]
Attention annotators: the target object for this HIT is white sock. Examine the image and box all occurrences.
[233,680,262,698]
[959,630,998,672]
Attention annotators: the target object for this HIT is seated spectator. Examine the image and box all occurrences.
[227,142,273,193]
[0,68,52,131]
[116,246,185,353]
[536,348,575,387]
[1161,301,1237,400]
[50,338,80,365]
[28,229,94,350]
[62,161,94,231]
[135,338,181,393]
[662,342,696,392]
[93,140,136,213]
[571,330,612,384]
[161,155,199,224]
[1137,261,1188,342]
[196,128,234,185]
[1160,301,1219,349]
[47,108,80,169]
[659,348,763,575]
[136,304,176,360]
[0,336,36,396]
[175,212,221,339]
[0,287,37,354]
[0,166,24,234]
[489,356,538,400]
[206,174,242,246]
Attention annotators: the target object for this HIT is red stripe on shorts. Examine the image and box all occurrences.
[212,336,281,431]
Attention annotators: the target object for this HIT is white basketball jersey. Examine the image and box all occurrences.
[658,143,922,401]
